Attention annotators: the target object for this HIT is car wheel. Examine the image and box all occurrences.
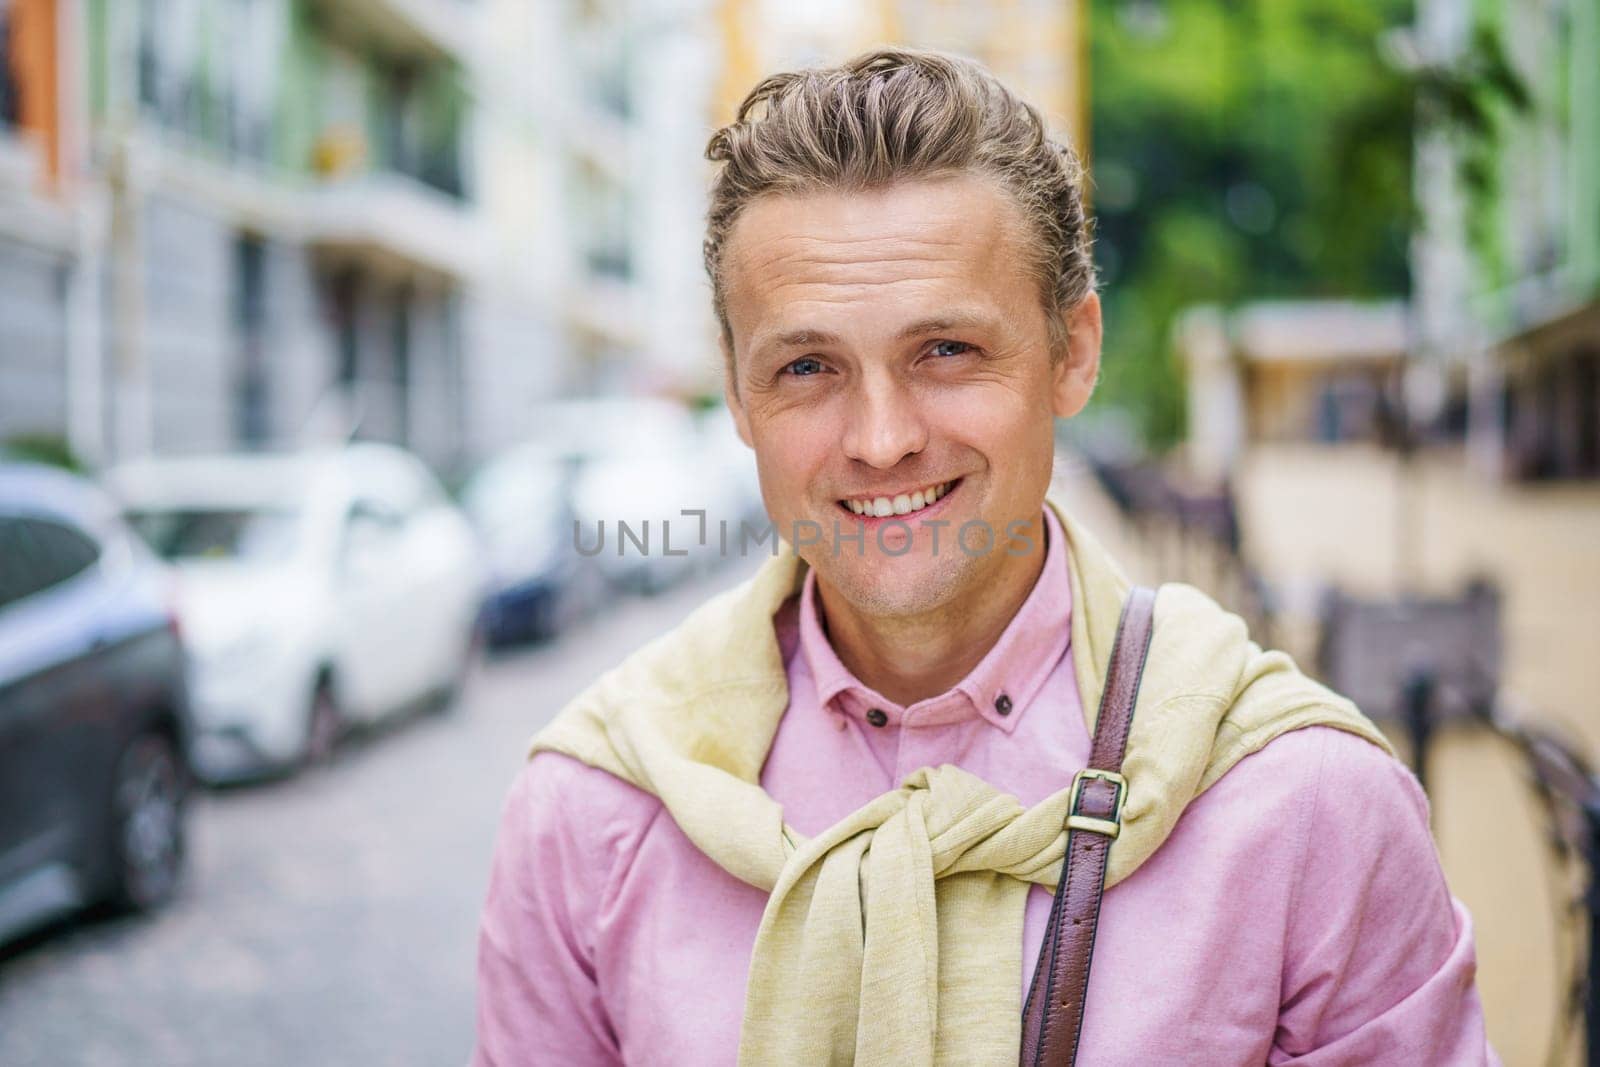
[302,681,342,767]
[109,733,187,912]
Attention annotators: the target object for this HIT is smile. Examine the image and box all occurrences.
[839,479,959,518]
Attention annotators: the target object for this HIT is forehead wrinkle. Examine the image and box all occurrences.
[722,178,1037,351]
[745,286,1003,364]
[741,248,1003,323]
[782,231,968,254]
[753,277,965,333]
[732,258,978,334]
[768,271,962,296]
[728,198,999,275]
[738,233,971,281]
[747,238,987,290]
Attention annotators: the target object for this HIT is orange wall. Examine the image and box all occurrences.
[6,0,61,190]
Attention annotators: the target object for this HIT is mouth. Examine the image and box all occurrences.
[837,477,963,521]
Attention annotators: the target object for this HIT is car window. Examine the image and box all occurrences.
[0,515,103,610]
[126,507,300,563]
[336,495,410,573]
[344,496,404,532]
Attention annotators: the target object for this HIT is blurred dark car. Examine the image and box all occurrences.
[460,444,604,647]
[0,463,192,945]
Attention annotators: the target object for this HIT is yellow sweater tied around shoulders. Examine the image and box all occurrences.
[528,495,1394,1066]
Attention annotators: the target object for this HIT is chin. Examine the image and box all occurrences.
[809,543,974,619]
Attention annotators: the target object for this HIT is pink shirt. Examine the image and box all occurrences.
[474,507,1497,1065]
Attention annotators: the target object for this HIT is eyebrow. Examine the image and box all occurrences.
[893,313,993,339]
[751,312,996,361]
[764,328,841,352]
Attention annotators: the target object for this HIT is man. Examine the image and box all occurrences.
[474,49,1496,1065]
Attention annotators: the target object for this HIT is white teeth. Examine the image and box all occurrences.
[843,479,956,518]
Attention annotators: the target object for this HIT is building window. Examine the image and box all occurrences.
[0,0,20,130]
[233,234,271,446]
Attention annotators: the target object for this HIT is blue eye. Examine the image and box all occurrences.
[784,357,824,377]
[930,341,972,358]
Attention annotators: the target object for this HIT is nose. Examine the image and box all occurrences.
[840,370,928,469]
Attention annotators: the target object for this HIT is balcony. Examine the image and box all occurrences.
[301,169,485,282]
[127,127,482,282]
[310,0,479,67]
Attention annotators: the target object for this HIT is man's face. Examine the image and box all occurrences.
[721,174,1101,618]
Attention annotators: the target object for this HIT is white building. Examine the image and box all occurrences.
[1409,0,1600,481]
[0,0,584,474]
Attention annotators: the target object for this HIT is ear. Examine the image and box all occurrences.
[723,344,754,448]
[1051,291,1102,420]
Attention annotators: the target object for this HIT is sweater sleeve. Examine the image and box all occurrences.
[471,752,625,1067]
[1269,728,1500,1065]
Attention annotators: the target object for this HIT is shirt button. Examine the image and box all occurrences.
[994,693,1013,716]
[866,708,889,727]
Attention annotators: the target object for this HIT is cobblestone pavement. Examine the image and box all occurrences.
[0,562,758,1067]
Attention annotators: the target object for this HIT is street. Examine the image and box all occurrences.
[0,460,1585,1066]
[0,563,757,1067]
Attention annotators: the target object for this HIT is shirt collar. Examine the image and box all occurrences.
[797,504,1072,734]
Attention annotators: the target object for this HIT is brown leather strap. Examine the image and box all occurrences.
[1019,585,1157,1067]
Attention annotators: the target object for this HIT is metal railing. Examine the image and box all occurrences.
[1086,446,1596,1060]
[1083,451,1275,644]
[1317,584,1594,1064]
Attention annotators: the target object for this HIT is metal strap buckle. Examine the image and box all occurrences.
[1066,768,1128,839]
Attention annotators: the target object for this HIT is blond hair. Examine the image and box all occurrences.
[704,47,1095,365]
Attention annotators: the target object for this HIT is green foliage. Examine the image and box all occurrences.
[1409,22,1534,285]
[1088,0,1416,448]
[1,433,85,473]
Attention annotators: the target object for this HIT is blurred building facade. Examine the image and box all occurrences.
[1179,1,1599,486]
[714,0,1086,147]
[1178,300,1409,476]
[0,0,83,459]
[2,0,1096,472]
[91,0,565,473]
[550,0,722,398]
[0,0,585,474]
[1413,0,1600,482]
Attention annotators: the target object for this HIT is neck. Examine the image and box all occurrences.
[814,513,1048,706]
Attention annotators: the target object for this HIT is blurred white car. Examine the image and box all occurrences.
[532,397,746,593]
[109,443,485,782]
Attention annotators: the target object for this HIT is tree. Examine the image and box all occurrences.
[1088,0,1415,447]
